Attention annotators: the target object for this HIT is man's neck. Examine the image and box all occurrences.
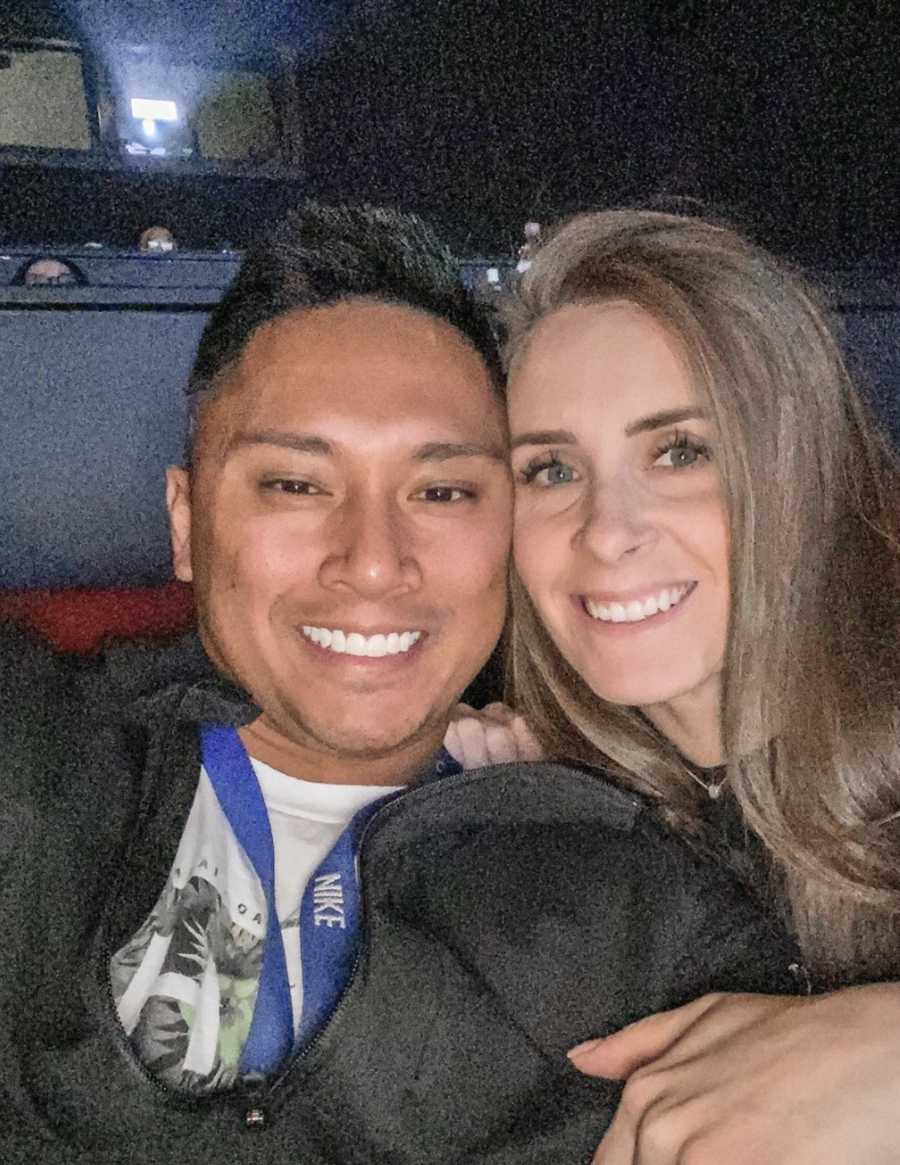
[237,717,446,787]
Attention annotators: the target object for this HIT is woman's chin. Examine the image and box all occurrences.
[577,668,715,715]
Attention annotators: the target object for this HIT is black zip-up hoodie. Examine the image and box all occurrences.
[0,627,800,1163]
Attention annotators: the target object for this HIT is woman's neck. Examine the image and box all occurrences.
[640,681,723,768]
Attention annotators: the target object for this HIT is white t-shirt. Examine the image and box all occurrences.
[110,761,400,1092]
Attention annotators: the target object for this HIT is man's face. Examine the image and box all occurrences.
[167,300,511,776]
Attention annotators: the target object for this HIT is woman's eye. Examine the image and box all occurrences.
[520,458,578,487]
[652,437,710,470]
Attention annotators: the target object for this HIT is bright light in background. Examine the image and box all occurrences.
[130,97,178,121]
[141,118,156,137]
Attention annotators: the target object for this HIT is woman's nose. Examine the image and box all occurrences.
[572,480,658,563]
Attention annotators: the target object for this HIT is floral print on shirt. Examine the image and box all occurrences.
[110,872,265,1092]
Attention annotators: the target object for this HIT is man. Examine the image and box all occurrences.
[0,204,797,1164]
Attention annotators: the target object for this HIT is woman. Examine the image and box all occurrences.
[449,209,900,1163]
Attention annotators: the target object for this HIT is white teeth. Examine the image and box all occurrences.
[302,625,422,656]
[585,584,691,625]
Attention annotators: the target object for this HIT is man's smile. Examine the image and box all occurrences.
[301,625,424,657]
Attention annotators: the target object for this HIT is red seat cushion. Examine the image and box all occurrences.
[0,581,195,653]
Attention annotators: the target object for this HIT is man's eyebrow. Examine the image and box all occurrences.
[414,441,507,463]
[510,429,577,451]
[226,430,334,457]
[625,407,708,437]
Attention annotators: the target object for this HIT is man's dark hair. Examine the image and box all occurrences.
[188,202,502,407]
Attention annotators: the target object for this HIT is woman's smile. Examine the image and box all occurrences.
[580,580,696,625]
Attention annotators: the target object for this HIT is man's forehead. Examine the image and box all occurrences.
[241,298,482,368]
[194,301,505,464]
[227,300,494,403]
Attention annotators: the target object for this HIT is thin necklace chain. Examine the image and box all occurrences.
[682,762,728,801]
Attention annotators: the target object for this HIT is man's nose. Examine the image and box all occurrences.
[318,492,422,596]
[573,479,657,564]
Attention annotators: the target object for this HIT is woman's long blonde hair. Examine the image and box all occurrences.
[505,209,900,983]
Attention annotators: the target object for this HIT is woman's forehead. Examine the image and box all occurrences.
[507,302,702,422]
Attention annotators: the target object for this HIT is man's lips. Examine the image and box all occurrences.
[300,623,426,659]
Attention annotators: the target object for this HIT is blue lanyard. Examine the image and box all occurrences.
[200,724,460,1075]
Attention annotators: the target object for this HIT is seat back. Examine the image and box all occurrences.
[0,247,238,590]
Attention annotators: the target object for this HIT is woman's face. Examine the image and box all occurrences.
[508,301,730,733]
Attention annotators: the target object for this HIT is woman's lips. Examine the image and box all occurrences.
[576,582,697,630]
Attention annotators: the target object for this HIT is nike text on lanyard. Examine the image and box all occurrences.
[200,724,398,1076]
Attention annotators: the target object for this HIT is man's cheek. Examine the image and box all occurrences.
[451,530,509,587]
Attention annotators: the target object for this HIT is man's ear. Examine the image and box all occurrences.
[166,467,194,582]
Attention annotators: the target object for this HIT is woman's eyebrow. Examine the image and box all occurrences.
[624,407,708,437]
[510,429,578,450]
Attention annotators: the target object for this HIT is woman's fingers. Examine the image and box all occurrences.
[569,993,727,1079]
[443,702,543,767]
[477,702,544,762]
[444,705,492,768]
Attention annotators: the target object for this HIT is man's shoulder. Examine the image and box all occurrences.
[0,627,220,808]
[404,758,645,835]
[92,631,217,705]
[385,759,768,912]
[376,759,800,1008]
[0,620,81,718]
[0,623,212,715]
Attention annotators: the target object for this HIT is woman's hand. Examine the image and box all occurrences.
[443,701,543,769]
[569,983,900,1164]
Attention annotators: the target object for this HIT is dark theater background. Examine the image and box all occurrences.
[1,0,898,262]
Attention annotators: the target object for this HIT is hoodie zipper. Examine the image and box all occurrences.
[238,787,426,1122]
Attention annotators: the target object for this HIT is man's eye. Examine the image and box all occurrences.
[417,485,474,503]
[519,457,578,487]
[264,479,322,495]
